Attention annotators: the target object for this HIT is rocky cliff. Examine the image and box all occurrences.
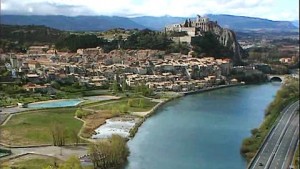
[219,29,244,64]
[210,23,244,64]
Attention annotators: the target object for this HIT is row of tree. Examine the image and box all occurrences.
[43,135,128,169]
[50,122,80,146]
[111,80,153,97]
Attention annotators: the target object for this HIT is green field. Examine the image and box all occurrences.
[0,108,83,146]
[0,155,93,169]
[0,156,62,169]
[88,97,158,112]
[0,96,158,145]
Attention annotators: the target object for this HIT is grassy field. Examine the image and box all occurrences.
[79,97,158,137]
[0,154,63,169]
[0,154,93,169]
[79,97,123,107]
[88,97,158,112]
[0,108,83,146]
[0,96,158,145]
[82,89,111,96]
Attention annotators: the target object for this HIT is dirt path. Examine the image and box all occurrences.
[0,145,88,161]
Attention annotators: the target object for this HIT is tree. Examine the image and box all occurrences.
[127,99,134,107]
[122,80,128,92]
[50,122,67,146]
[75,109,86,118]
[191,32,233,58]
[51,81,61,89]
[139,99,145,108]
[70,129,80,146]
[89,135,129,169]
[111,80,120,93]
[134,83,153,96]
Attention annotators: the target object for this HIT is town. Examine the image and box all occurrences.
[2,46,237,94]
[0,15,273,102]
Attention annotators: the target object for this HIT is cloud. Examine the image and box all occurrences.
[1,0,299,21]
[1,0,92,15]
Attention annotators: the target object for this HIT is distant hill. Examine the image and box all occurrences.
[206,14,297,31]
[1,24,66,43]
[291,20,299,28]
[1,15,146,31]
[1,14,297,32]
[0,24,68,52]
[131,14,298,32]
[130,16,186,30]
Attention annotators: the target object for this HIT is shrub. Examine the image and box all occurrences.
[75,109,90,118]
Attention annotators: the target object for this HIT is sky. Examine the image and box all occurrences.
[1,0,299,21]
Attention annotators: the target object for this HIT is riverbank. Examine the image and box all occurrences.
[181,84,244,96]
[125,83,281,169]
[241,77,299,162]
[128,83,243,139]
[0,83,248,168]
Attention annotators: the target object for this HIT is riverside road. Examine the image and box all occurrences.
[248,101,299,169]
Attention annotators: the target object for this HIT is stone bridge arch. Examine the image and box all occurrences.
[267,75,285,82]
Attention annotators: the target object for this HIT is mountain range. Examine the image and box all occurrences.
[1,14,298,32]
[1,15,146,31]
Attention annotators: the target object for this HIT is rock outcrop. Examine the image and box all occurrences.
[215,27,244,64]
[166,15,245,64]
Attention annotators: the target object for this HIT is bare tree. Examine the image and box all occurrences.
[88,135,129,169]
[50,122,66,146]
[70,129,80,146]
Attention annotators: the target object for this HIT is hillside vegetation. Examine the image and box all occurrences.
[0,24,67,52]
[1,24,237,60]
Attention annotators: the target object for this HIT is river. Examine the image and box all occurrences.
[125,83,281,169]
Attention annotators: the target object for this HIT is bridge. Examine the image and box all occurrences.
[267,75,286,82]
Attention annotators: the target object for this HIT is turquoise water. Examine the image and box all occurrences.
[27,99,82,108]
[125,83,281,169]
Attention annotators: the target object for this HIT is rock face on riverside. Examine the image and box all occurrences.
[218,28,243,63]
[165,15,244,64]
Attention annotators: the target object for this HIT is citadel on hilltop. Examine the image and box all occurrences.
[166,15,218,35]
[165,15,221,43]
[165,15,245,63]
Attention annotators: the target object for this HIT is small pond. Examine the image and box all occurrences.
[27,99,83,108]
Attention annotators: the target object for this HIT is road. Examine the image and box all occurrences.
[269,115,299,169]
[248,101,299,169]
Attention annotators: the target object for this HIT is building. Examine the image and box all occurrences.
[77,47,103,55]
[165,15,221,43]
[27,45,49,55]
